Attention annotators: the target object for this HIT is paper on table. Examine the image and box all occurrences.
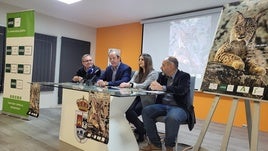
[142,90,165,94]
[108,86,120,90]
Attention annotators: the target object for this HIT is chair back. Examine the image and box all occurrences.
[186,76,196,130]
[187,76,195,107]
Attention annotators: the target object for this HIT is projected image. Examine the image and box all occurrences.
[169,15,214,89]
[142,8,221,90]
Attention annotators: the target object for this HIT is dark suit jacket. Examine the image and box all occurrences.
[99,62,132,86]
[155,70,190,108]
[155,70,196,130]
[73,65,101,83]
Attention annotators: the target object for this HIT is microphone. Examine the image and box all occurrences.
[85,68,95,80]
[85,69,100,86]
[87,68,94,74]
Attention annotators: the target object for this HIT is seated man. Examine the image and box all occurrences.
[141,56,191,151]
[96,49,131,86]
[72,54,101,85]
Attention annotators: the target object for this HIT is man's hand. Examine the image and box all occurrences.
[149,81,163,91]
[72,76,83,82]
[96,80,108,87]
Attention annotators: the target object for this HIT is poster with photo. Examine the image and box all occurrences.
[201,0,268,101]
[27,83,40,117]
[75,91,110,144]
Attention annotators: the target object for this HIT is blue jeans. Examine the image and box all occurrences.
[142,104,188,147]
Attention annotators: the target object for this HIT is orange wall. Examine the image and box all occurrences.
[95,22,142,71]
[96,22,268,132]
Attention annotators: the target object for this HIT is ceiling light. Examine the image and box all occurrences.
[57,0,82,4]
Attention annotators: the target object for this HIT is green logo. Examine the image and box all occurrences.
[7,18,15,28]
[11,79,17,88]
[18,64,24,74]
[6,46,12,55]
[218,84,227,91]
[19,46,25,55]
[5,64,11,73]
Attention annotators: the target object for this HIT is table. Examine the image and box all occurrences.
[38,82,152,151]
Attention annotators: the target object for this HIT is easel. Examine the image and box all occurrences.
[193,94,262,151]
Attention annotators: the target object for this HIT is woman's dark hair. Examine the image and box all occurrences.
[134,53,154,83]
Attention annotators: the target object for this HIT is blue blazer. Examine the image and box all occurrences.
[99,62,132,86]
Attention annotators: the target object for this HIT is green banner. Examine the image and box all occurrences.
[2,98,29,117]
[6,10,35,37]
[2,10,35,118]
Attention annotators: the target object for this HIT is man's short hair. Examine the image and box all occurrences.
[167,56,178,68]
[81,54,91,61]
[108,48,121,57]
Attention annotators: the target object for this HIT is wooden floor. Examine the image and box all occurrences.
[0,108,82,151]
[0,108,268,151]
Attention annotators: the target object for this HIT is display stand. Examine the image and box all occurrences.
[193,95,261,151]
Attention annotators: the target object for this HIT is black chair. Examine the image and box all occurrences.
[156,76,196,150]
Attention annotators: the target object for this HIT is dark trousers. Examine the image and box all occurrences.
[125,96,145,135]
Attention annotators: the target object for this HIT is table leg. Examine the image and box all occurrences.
[108,96,139,151]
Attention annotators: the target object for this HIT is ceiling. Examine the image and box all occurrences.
[0,0,239,28]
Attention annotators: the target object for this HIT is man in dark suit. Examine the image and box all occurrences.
[96,49,132,86]
[141,56,190,151]
[72,54,101,85]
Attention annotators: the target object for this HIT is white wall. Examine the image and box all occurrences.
[0,2,97,109]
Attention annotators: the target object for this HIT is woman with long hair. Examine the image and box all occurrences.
[120,53,158,142]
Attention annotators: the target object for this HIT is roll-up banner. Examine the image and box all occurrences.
[2,10,35,118]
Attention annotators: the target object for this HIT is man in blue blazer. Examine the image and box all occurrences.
[96,49,132,86]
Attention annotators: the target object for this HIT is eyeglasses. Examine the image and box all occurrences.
[83,59,92,62]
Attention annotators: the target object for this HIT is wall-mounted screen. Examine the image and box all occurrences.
[142,8,222,90]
